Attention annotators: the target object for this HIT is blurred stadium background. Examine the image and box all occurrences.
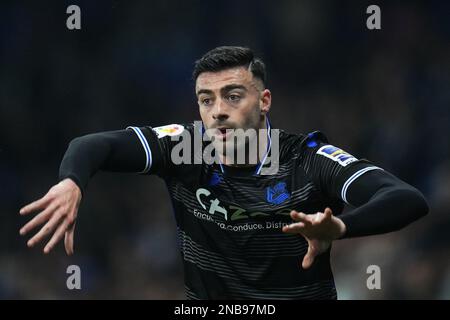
[0,0,449,299]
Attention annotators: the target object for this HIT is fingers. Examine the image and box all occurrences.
[313,207,333,225]
[64,222,76,256]
[290,210,305,221]
[20,195,51,216]
[283,211,317,235]
[20,202,59,236]
[323,207,332,220]
[311,207,333,224]
[44,219,70,254]
[290,211,313,225]
[20,181,81,255]
[302,244,316,269]
[291,208,333,225]
[282,222,305,234]
[27,211,64,248]
[314,212,322,222]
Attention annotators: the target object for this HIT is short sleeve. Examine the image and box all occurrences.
[298,131,383,204]
[126,123,195,177]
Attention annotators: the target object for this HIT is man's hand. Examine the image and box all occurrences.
[282,207,346,269]
[19,178,82,255]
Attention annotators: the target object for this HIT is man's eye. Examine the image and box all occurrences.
[228,95,241,102]
[201,98,211,106]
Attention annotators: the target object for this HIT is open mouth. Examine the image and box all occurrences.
[215,127,233,140]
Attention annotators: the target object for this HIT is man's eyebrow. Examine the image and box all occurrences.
[196,89,213,96]
[196,84,248,96]
[220,84,247,95]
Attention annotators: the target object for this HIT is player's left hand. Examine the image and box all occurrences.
[282,207,346,269]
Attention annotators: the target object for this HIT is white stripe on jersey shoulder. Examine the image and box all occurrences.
[126,126,152,174]
[341,166,383,204]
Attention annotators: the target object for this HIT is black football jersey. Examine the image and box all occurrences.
[126,121,380,299]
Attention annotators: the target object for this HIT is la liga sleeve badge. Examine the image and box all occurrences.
[152,124,185,138]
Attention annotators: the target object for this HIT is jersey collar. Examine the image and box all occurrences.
[214,117,272,176]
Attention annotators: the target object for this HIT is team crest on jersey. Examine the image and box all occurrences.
[266,182,290,205]
[317,145,357,167]
[153,124,184,138]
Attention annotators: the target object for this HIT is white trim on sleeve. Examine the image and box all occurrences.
[341,166,382,204]
[126,126,152,174]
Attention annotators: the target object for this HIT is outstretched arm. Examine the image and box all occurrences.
[282,169,429,269]
[19,129,149,255]
[59,129,148,195]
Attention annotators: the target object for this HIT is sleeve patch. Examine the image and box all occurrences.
[317,144,358,167]
[152,124,184,138]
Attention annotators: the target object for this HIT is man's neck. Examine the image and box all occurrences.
[219,120,269,168]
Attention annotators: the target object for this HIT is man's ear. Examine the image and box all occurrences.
[260,89,272,114]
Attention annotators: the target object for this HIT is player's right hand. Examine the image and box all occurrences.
[19,178,82,256]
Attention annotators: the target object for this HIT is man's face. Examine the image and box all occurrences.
[195,67,271,151]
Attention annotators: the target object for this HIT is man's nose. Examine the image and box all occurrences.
[212,99,229,121]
